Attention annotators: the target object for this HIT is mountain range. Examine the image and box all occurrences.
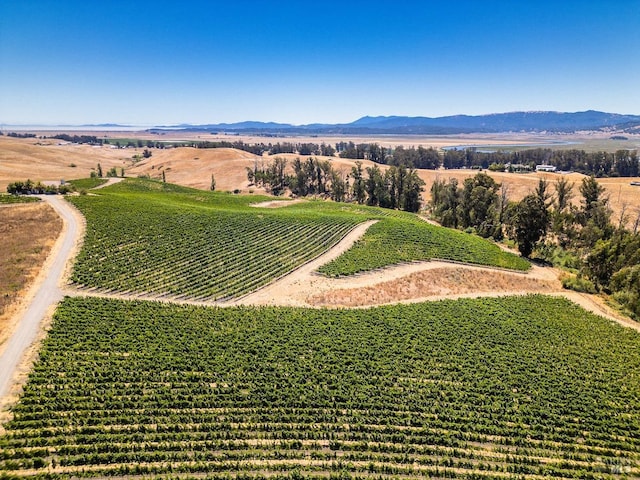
[153,111,640,135]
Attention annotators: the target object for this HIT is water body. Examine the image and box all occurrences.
[442,141,580,153]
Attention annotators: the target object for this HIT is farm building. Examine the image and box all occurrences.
[536,164,557,172]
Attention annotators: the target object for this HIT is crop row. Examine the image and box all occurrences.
[68,182,360,299]
[318,218,530,276]
[67,179,528,298]
[1,295,638,478]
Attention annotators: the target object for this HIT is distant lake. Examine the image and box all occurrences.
[442,141,579,153]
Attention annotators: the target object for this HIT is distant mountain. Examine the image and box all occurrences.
[81,123,132,127]
[153,110,640,135]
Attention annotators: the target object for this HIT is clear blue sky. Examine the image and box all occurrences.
[1,0,639,125]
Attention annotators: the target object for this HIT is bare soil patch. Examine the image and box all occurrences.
[308,266,560,307]
[0,203,62,347]
[251,199,305,208]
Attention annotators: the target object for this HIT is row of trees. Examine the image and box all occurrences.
[52,134,102,145]
[337,142,441,169]
[247,157,425,212]
[430,173,640,317]
[6,180,72,195]
[338,143,640,178]
[194,140,337,157]
[90,163,124,178]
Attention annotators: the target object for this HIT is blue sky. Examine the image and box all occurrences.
[1,0,639,125]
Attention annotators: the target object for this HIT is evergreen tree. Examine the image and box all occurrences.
[350,161,366,204]
[509,194,550,257]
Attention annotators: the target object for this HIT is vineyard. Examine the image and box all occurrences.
[1,295,638,479]
[66,178,108,190]
[67,178,527,299]
[0,195,40,204]
[318,218,530,276]
[67,179,362,300]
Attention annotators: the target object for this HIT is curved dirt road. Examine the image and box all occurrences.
[0,196,80,401]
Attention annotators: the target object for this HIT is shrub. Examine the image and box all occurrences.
[561,274,597,294]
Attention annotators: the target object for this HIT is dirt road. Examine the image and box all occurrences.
[0,196,79,401]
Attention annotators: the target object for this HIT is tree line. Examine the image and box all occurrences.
[339,143,639,178]
[6,179,73,195]
[247,157,425,212]
[430,172,640,318]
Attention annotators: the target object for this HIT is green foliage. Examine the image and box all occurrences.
[319,217,530,276]
[431,173,501,238]
[1,295,639,477]
[67,177,108,190]
[68,179,363,300]
[508,194,549,257]
[459,172,500,237]
[430,177,461,228]
[350,160,366,204]
[0,194,40,204]
[6,180,71,195]
[610,265,640,318]
[561,274,597,294]
[66,178,528,297]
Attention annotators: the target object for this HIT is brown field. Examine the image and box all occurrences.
[0,203,62,347]
[127,147,259,191]
[308,266,560,307]
[0,136,130,192]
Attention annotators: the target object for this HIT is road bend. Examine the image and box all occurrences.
[0,196,79,400]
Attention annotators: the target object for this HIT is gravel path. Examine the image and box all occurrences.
[0,196,79,401]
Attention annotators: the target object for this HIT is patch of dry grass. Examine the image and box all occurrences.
[0,203,62,345]
[308,267,560,307]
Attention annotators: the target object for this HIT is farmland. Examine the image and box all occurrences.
[318,218,530,276]
[0,195,41,204]
[1,295,639,479]
[67,178,526,300]
[0,202,62,345]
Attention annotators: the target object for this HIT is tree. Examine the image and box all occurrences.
[350,161,366,204]
[210,173,216,191]
[162,170,166,183]
[365,165,385,207]
[142,149,152,158]
[459,172,500,237]
[577,176,612,246]
[401,168,425,213]
[329,170,347,202]
[554,177,573,212]
[509,194,550,257]
[534,178,553,209]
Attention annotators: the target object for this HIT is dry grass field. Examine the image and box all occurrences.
[0,136,129,192]
[127,147,259,191]
[0,203,62,347]
[308,265,560,307]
